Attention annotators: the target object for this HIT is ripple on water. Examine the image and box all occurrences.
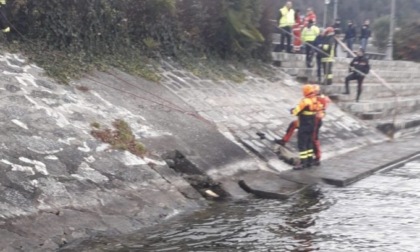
[62,160,420,252]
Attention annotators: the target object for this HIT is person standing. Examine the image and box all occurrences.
[313,31,325,83]
[332,19,342,57]
[342,48,370,102]
[344,20,356,56]
[360,20,371,52]
[301,19,320,68]
[312,85,331,166]
[0,0,10,33]
[320,27,335,85]
[278,1,295,53]
[303,7,317,27]
[292,9,304,53]
[291,84,317,170]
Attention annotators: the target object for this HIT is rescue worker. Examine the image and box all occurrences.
[301,19,320,68]
[303,8,317,27]
[0,0,9,33]
[292,9,303,53]
[312,85,331,166]
[277,85,330,166]
[320,27,335,85]
[291,84,318,170]
[276,119,298,146]
[342,48,370,102]
[278,1,295,53]
[313,30,325,84]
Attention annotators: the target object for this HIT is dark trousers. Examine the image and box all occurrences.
[0,6,8,30]
[297,127,314,166]
[345,72,364,101]
[305,42,315,67]
[322,61,333,85]
[312,118,323,160]
[316,56,322,83]
[334,41,339,57]
[280,26,292,53]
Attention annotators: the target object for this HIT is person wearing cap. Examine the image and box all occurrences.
[301,19,320,67]
[312,85,331,166]
[342,48,370,102]
[290,84,318,170]
[320,27,335,85]
[278,1,295,53]
[303,7,317,27]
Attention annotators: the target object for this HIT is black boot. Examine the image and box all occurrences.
[293,160,304,170]
[312,159,321,166]
[274,139,286,146]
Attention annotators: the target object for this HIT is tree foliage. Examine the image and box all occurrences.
[6,0,267,60]
[394,21,420,61]
[372,16,390,52]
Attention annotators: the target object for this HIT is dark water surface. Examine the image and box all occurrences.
[63,159,420,252]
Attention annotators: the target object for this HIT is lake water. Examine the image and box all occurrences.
[62,159,420,252]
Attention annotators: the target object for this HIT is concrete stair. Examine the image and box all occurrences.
[282,68,420,83]
[275,52,420,137]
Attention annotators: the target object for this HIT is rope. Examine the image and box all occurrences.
[272,21,400,137]
[0,9,215,126]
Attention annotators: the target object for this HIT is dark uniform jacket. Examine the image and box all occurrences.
[360,25,371,39]
[350,56,370,76]
[344,25,356,40]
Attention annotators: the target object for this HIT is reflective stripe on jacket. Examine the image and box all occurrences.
[321,35,335,62]
[292,96,317,131]
[301,26,320,42]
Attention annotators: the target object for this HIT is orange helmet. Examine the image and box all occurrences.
[302,84,315,97]
[324,27,335,36]
[312,84,320,94]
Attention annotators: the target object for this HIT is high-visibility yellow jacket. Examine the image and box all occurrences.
[279,6,295,28]
[301,26,320,43]
[292,96,317,130]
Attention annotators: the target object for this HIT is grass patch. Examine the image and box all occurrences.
[91,119,147,157]
[9,41,160,84]
[5,39,276,85]
[90,122,101,129]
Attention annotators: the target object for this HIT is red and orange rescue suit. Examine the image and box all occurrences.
[312,94,330,164]
[291,90,318,169]
[281,90,330,166]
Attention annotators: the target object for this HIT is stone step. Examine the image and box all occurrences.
[371,113,420,137]
[322,83,420,100]
[278,58,420,72]
[338,95,420,119]
[273,52,420,70]
[281,68,420,83]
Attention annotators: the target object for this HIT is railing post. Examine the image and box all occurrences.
[385,0,396,60]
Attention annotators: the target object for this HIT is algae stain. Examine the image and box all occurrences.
[91,119,147,157]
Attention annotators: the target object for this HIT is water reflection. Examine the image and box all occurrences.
[62,160,420,252]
